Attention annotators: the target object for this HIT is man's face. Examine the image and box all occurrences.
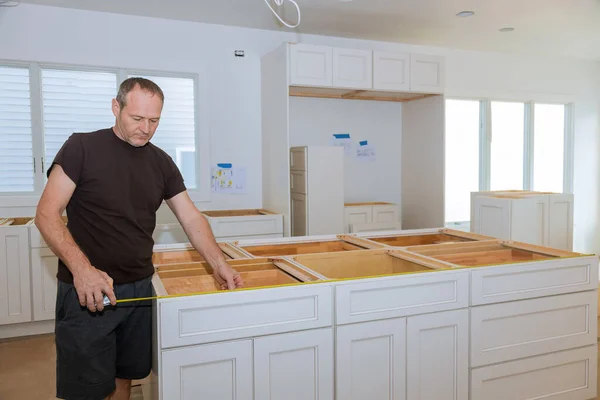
[112,86,163,147]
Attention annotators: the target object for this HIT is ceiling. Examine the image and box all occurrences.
[13,0,600,61]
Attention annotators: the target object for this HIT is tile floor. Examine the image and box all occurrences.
[1,322,599,399]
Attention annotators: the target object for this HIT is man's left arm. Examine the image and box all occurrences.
[166,191,243,290]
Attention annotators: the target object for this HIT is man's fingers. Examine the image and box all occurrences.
[77,291,87,307]
[94,290,105,312]
[234,274,244,288]
[85,292,97,312]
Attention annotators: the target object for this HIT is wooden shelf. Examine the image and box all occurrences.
[289,86,438,103]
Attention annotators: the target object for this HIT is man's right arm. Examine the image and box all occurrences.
[35,165,116,312]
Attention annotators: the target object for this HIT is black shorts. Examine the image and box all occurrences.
[54,276,153,400]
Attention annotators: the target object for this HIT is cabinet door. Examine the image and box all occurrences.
[0,227,31,325]
[343,206,373,233]
[373,51,410,91]
[161,340,253,400]
[254,328,334,400]
[409,54,445,93]
[290,170,307,194]
[472,196,511,240]
[333,48,372,89]
[291,192,307,236]
[31,247,59,321]
[406,309,469,400]
[547,194,574,251]
[372,205,399,225]
[336,318,406,400]
[290,44,333,87]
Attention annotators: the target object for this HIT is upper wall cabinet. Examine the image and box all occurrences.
[290,44,333,87]
[409,54,445,93]
[289,43,445,94]
[373,51,410,91]
[333,48,373,90]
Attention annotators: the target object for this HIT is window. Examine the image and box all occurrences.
[0,66,34,193]
[444,98,572,225]
[42,68,117,170]
[0,61,205,200]
[128,74,197,189]
[444,99,480,224]
[490,101,525,191]
[533,103,565,192]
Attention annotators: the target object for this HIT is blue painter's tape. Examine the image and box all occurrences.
[217,163,232,168]
[359,140,368,146]
[333,133,351,139]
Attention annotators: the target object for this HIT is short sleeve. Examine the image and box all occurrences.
[164,156,187,200]
[47,133,84,185]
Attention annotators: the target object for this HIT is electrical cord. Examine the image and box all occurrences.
[264,0,301,28]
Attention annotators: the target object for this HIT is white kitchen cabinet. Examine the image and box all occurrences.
[202,209,284,242]
[30,247,58,321]
[409,54,445,93]
[0,217,33,325]
[161,339,254,400]
[290,43,333,87]
[470,191,574,250]
[344,202,400,233]
[254,328,334,400]
[406,309,469,400]
[336,318,407,400]
[290,146,344,236]
[333,47,372,89]
[373,51,410,91]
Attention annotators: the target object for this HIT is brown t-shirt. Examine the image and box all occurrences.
[48,128,187,285]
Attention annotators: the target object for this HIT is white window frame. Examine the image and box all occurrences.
[0,59,211,206]
[444,95,574,228]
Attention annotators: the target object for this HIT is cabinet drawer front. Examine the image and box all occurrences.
[290,149,307,171]
[470,291,597,367]
[470,345,597,400]
[209,216,283,237]
[290,171,307,194]
[471,256,598,305]
[335,270,469,325]
[160,284,333,348]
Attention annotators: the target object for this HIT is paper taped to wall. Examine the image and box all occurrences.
[212,163,247,194]
[331,133,353,156]
[356,140,376,162]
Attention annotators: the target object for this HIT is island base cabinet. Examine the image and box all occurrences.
[470,345,597,400]
[161,339,254,400]
[335,308,468,400]
[254,328,334,400]
[30,248,59,321]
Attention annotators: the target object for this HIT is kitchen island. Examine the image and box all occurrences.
[150,228,598,400]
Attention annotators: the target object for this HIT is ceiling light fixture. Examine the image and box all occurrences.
[456,11,474,17]
[499,27,515,32]
[0,0,20,6]
[264,0,301,29]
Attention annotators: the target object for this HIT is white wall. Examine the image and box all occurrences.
[289,97,402,205]
[1,4,599,253]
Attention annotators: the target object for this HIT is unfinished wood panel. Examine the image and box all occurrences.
[152,250,206,264]
[161,269,300,295]
[241,240,366,257]
[202,209,274,217]
[0,217,33,226]
[369,233,474,247]
[434,249,554,267]
[289,86,436,103]
[291,250,438,279]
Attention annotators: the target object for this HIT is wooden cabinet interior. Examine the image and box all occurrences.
[403,240,581,267]
[0,217,34,226]
[201,209,276,217]
[232,238,368,258]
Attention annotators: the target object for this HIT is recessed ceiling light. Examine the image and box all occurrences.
[456,11,474,17]
[0,0,20,6]
[499,27,515,32]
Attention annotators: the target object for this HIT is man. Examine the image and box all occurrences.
[35,77,244,400]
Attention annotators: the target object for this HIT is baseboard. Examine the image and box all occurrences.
[0,320,54,340]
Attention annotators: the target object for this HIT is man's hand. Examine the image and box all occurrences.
[72,266,117,312]
[213,261,244,290]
